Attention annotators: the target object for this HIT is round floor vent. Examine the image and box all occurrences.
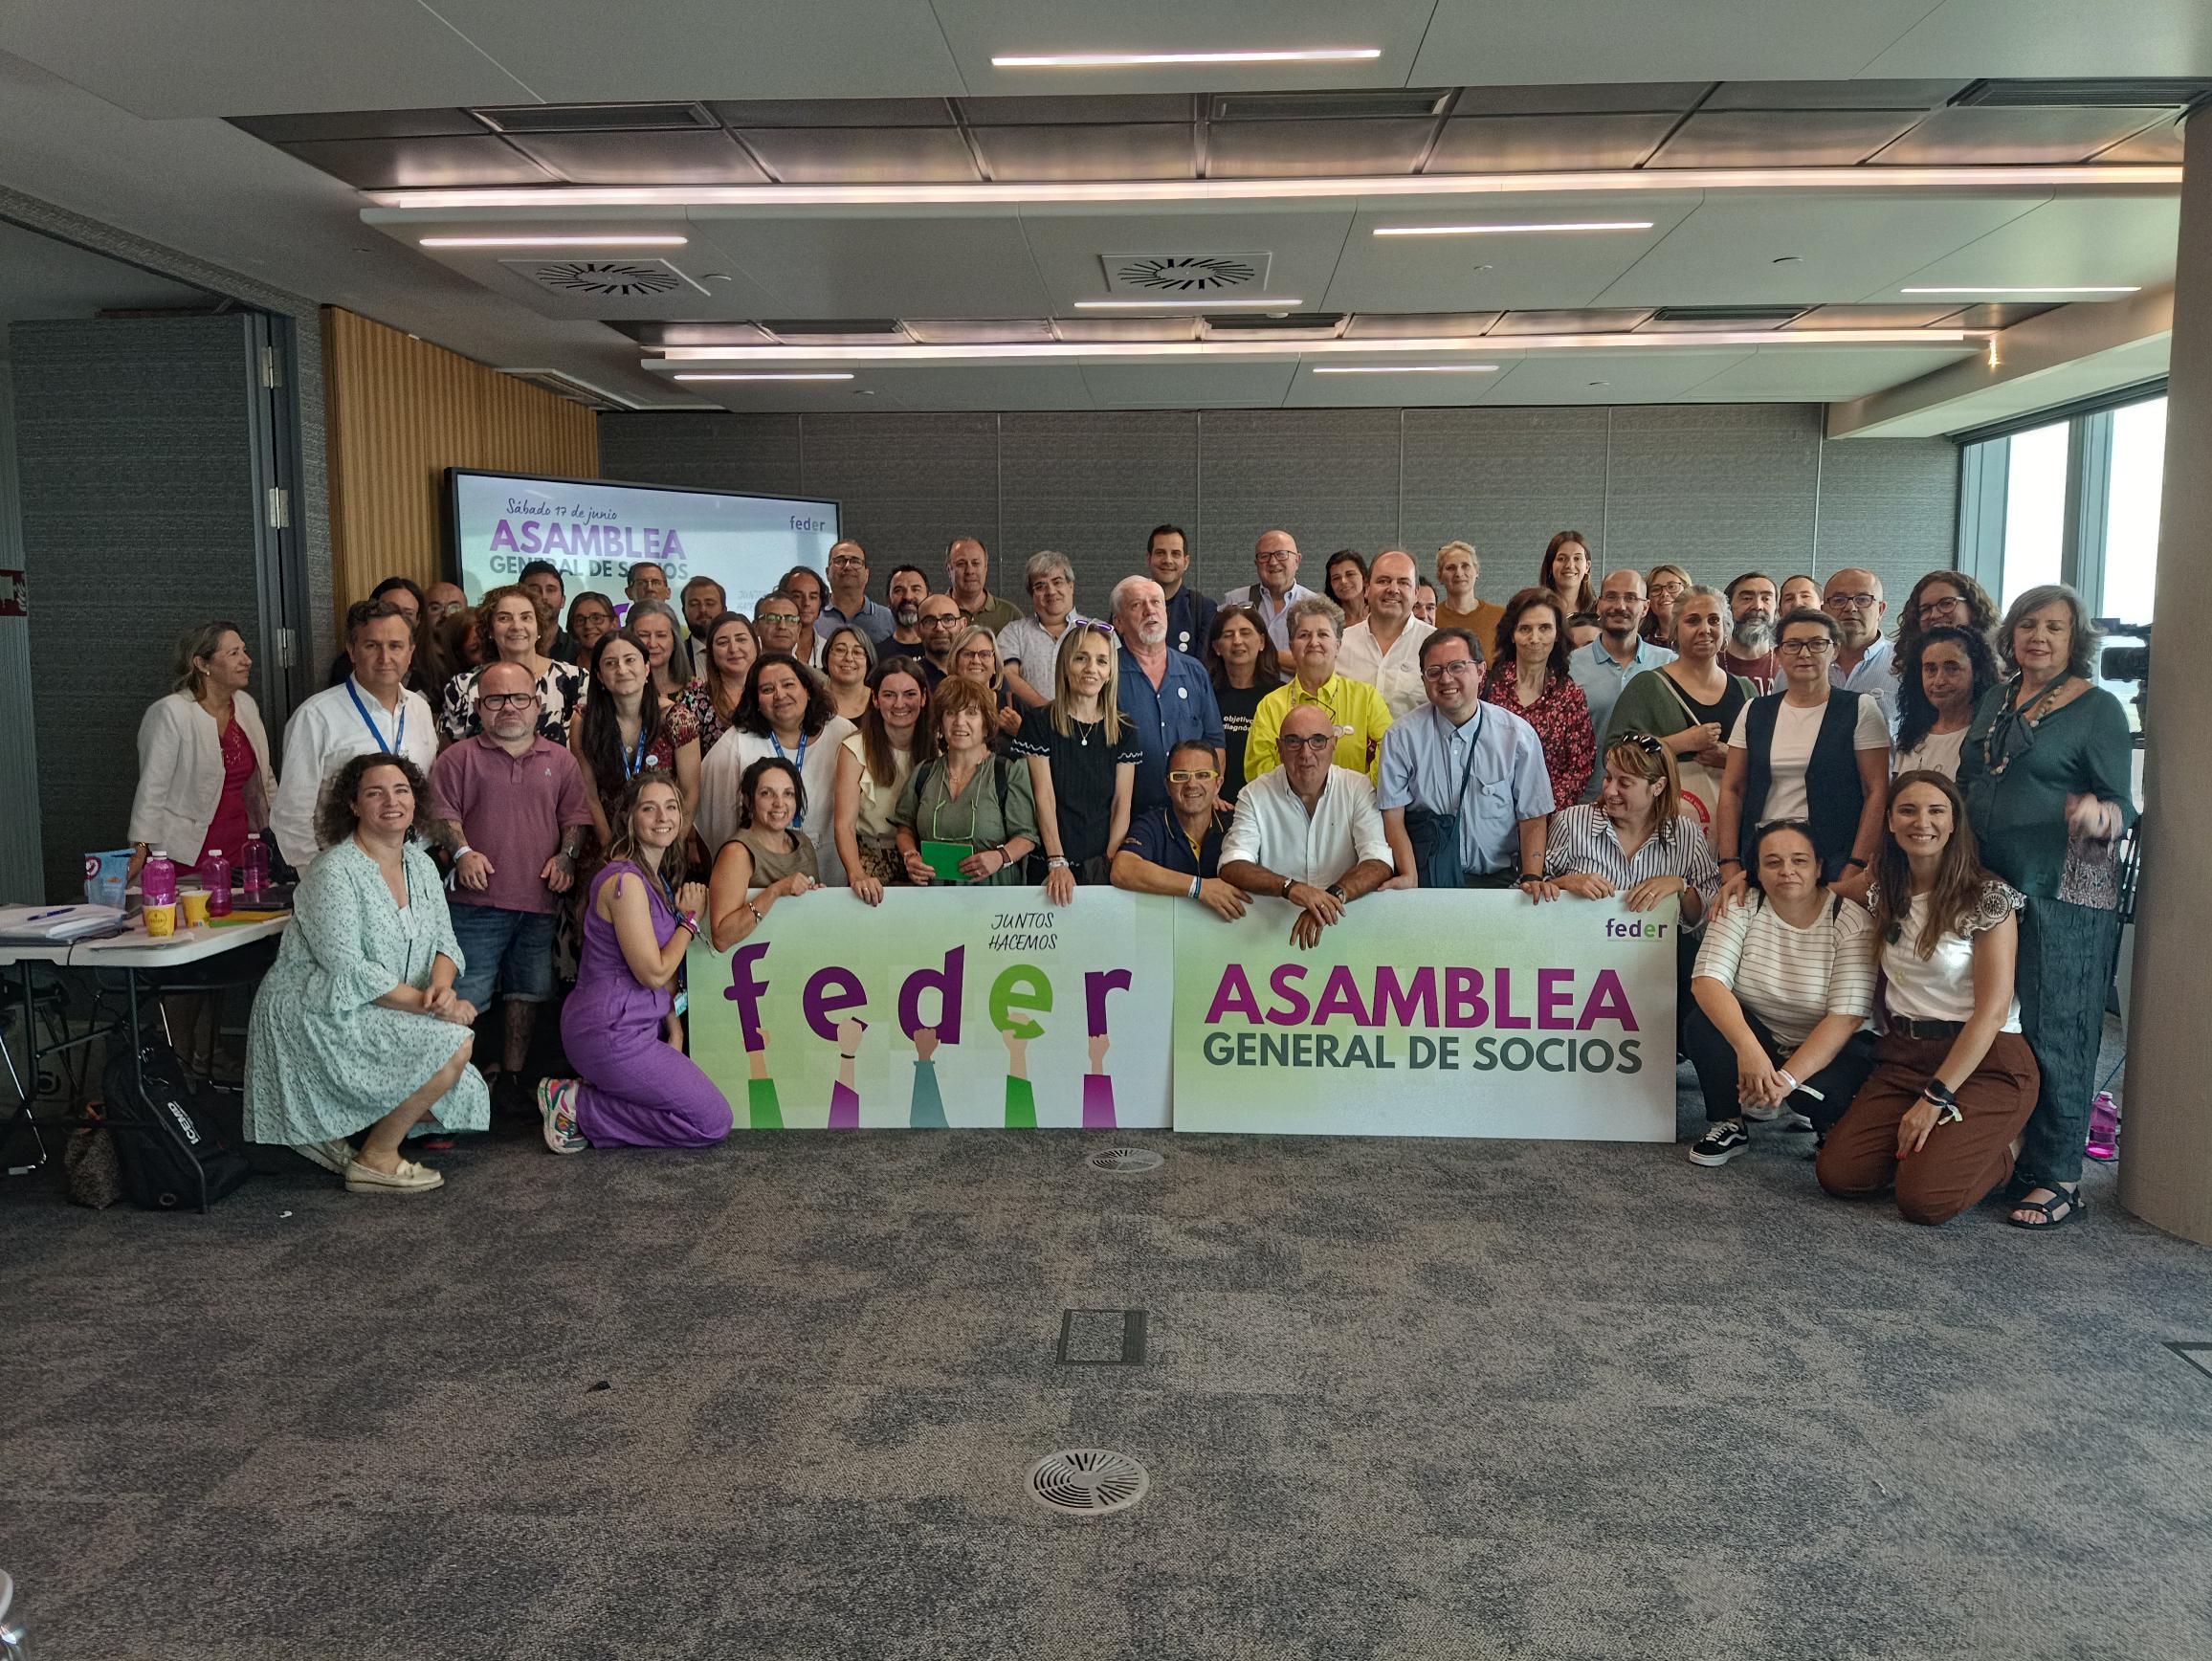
[1026,1449,1149,1517]
[1085,1147,1163,1173]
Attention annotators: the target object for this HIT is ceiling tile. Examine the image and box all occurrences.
[279,135,559,189]
[1051,317,1202,342]
[1413,3,1953,86]
[612,321,777,346]
[1860,0,2212,80]
[1018,203,1357,315]
[1284,357,1522,408]
[1701,79,1962,109]
[2090,113,2187,163]
[684,212,1049,316]
[903,319,1059,343]
[229,108,483,144]
[1445,83,1710,115]
[1492,309,1655,335]
[1871,105,2174,165]
[962,94,1195,125]
[1205,119,1437,179]
[1951,302,2059,329]
[972,123,1193,182]
[735,126,980,184]
[1328,192,1696,312]
[1785,304,1965,329]
[705,98,954,128]
[1079,362,1298,409]
[1427,114,1678,173]
[505,130,770,186]
[1885,197,2181,295]
[1649,109,1925,167]
[864,364,1097,410]
[1685,343,1980,400]
[1456,349,1757,405]
[1342,313,1503,338]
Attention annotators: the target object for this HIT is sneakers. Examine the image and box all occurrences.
[294,1138,355,1176]
[1741,1101,1782,1122]
[1742,1103,1813,1130]
[538,1077,586,1155]
[343,1157,443,1195]
[1687,1119,1751,1166]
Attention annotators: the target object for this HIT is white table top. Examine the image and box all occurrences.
[0,914,288,970]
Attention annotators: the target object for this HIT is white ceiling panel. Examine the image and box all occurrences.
[929,0,1440,96]
[1886,197,2185,297]
[683,210,1051,316]
[861,364,1098,409]
[678,377,912,412]
[1454,349,1758,406]
[1283,358,1522,407]
[1411,2,1942,86]
[1686,344,1980,400]
[1872,105,2177,166]
[1860,0,2212,78]
[1593,193,2051,308]
[1015,203,1358,311]
[0,0,532,117]
[1079,361,1299,408]
[970,122,1195,181]
[428,0,965,100]
[0,222,217,344]
[1427,114,1678,173]
[1326,193,1699,313]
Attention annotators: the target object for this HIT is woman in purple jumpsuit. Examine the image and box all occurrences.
[539,770,731,1152]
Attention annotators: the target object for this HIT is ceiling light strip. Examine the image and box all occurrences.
[418,235,689,247]
[1311,365,1499,374]
[1374,221,1653,236]
[1899,285,2140,295]
[367,164,2181,212]
[1073,297,1303,309]
[647,328,1984,366]
[990,48,1382,68]
[673,372,854,382]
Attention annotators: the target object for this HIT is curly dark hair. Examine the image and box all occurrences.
[737,755,806,830]
[316,751,435,850]
[1485,587,1574,696]
[1894,624,2001,757]
[735,651,836,740]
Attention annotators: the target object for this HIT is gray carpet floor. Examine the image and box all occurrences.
[4,1063,2209,1661]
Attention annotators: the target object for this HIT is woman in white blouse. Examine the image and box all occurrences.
[130,620,277,884]
[1684,820,1878,1168]
[1817,770,2040,1227]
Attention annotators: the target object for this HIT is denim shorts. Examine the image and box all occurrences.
[448,903,557,1006]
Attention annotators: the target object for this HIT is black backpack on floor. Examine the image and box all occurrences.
[100,1037,252,1210]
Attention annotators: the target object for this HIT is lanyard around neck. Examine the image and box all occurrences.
[770,730,809,827]
[346,679,405,754]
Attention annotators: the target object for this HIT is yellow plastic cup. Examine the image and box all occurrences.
[179,890,211,927]
[144,901,178,939]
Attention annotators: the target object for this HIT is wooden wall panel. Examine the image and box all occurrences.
[321,306,597,630]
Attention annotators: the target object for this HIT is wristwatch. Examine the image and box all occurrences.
[1326,882,1348,902]
[1280,874,1295,899]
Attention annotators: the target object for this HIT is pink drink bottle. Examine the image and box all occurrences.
[204,848,232,918]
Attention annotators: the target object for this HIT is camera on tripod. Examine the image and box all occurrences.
[2093,618,2150,685]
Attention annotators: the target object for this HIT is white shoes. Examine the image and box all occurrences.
[343,1157,444,1195]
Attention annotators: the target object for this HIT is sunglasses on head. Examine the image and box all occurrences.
[1614,731,1666,756]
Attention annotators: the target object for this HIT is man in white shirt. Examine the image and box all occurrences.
[1222,527,1318,653]
[1337,550,1435,718]
[1824,567,1897,722]
[754,589,823,670]
[270,598,440,869]
[1221,703,1401,949]
[1569,567,1677,801]
[996,550,1081,708]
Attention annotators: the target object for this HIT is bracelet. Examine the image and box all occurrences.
[1843,857,1869,872]
[677,910,701,936]
[1047,855,1072,872]
[1718,857,1741,870]
[1921,1078,1958,1107]
[1778,1069,1800,1094]
[454,844,475,860]
[1188,875,1202,899]
[744,901,763,926]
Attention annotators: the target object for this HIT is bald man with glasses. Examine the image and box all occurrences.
[1822,568,1896,722]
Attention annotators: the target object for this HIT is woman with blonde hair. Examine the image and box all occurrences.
[1013,622,1143,902]
[951,623,1025,742]
[130,620,277,885]
[1642,563,1691,646]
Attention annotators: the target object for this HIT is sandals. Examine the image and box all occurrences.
[2006,1185,2087,1231]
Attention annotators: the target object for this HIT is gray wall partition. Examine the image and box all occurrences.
[599,405,1958,618]
[11,317,270,900]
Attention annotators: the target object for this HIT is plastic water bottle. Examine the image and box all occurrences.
[142,848,177,908]
[2085,1091,2120,1163]
[243,838,269,895]
[204,848,232,918]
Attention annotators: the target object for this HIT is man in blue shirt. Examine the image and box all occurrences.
[1112,739,1247,919]
[1378,628,1556,887]
[1568,567,1676,802]
[1147,522,1216,660]
[818,540,896,647]
[1112,575,1226,814]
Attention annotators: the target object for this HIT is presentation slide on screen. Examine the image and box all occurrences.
[449,470,840,618]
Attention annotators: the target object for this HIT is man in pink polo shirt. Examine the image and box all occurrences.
[431,659,594,1109]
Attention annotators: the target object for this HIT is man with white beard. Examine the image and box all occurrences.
[1112,575,1225,815]
[1719,571,1781,693]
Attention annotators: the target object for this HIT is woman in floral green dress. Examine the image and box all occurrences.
[244,753,488,1194]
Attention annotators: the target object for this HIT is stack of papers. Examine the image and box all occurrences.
[0,904,126,942]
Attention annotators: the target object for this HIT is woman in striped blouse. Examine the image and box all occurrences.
[1683,818,1879,1168]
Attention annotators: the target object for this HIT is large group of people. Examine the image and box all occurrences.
[127,528,2137,1232]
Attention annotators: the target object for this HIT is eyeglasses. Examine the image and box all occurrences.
[828,555,867,569]
[1776,638,1833,657]
[920,613,962,630]
[1421,658,1479,681]
[479,692,540,710]
[1648,581,1685,598]
[1167,768,1221,783]
[1278,734,1337,752]
[756,611,799,627]
[1824,593,1880,611]
[1917,596,1966,619]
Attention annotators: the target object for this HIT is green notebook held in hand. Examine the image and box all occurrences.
[920,840,977,883]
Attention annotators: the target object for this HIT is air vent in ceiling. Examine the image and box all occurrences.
[1952,79,2209,109]
[1201,311,1345,336]
[1648,305,1810,329]
[501,258,706,299]
[474,101,718,134]
[762,320,910,343]
[502,368,636,410]
[1102,253,1272,295]
[1211,89,1451,122]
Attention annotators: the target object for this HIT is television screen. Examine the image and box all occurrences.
[446,469,840,620]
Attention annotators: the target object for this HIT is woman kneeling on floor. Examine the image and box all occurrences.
[243,753,487,1195]
[1816,770,2039,1226]
[1685,819,1877,1167]
[540,770,732,1153]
